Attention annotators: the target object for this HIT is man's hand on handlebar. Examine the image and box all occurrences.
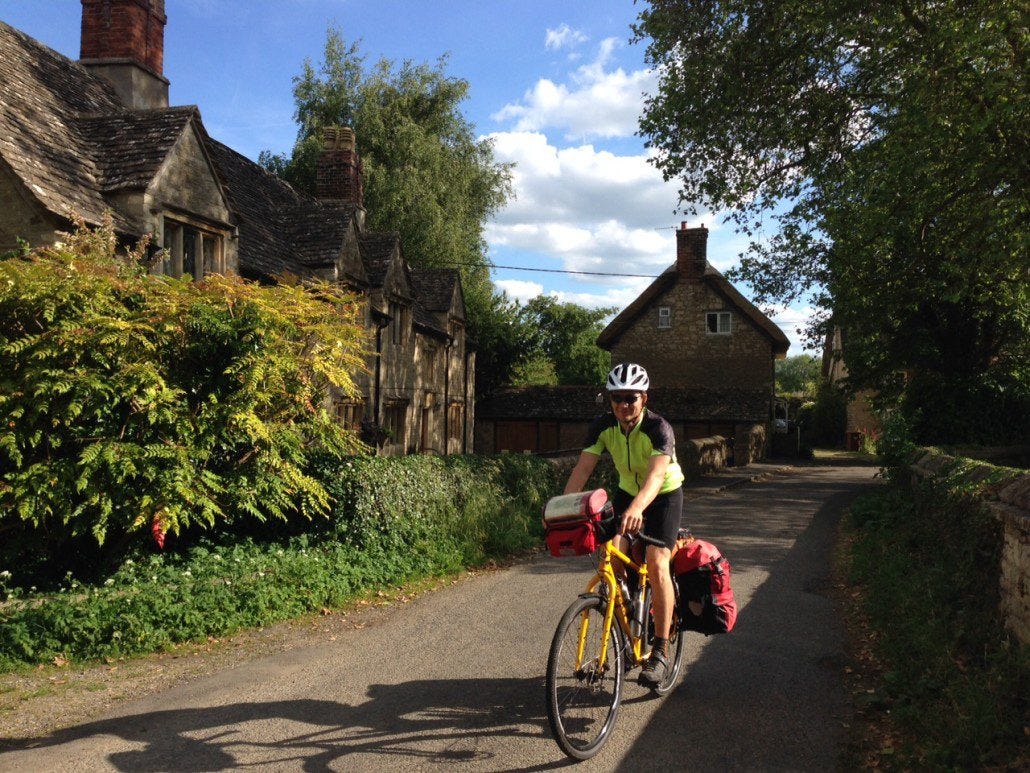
[620,507,643,536]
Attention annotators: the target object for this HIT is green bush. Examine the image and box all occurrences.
[797,382,847,448]
[845,477,1027,767]
[0,217,367,584]
[0,453,595,669]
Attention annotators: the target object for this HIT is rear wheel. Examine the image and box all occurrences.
[546,594,624,760]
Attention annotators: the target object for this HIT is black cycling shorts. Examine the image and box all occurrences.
[612,487,683,550]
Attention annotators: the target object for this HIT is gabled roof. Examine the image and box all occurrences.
[207,139,360,281]
[411,269,464,317]
[358,232,402,288]
[596,263,790,355]
[477,386,772,423]
[410,269,464,338]
[282,201,358,270]
[77,107,198,192]
[0,20,128,229]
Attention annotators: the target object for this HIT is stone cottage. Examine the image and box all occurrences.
[476,223,789,464]
[0,0,474,455]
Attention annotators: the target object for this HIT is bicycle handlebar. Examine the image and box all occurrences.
[629,532,666,548]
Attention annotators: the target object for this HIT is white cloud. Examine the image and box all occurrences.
[494,279,544,301]
[487,131,681,233]
[491,38,657,140]
[766,303,822,355]
[485,131,707,280]
[545,24,587,51]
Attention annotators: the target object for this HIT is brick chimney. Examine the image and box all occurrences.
[316,126,365,212]
[676,221,708,281]
[79,0,169,109]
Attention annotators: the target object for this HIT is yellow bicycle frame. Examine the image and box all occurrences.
[578,539,652,673]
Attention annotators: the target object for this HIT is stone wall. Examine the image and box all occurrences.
[911,450,1030,646]
[0,165,61,251]
[680,436,731,479]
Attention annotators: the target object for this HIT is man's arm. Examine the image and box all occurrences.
[564,451,600,494]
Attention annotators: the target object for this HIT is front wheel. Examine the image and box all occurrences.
[545,594,624,760]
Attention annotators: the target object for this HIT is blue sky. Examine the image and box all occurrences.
[1,0,815,353]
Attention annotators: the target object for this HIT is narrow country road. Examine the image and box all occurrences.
[0,465,878,771]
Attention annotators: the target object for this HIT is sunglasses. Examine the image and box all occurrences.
[610,393,641,405]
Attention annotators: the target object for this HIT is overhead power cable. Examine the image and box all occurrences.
[426,258,662,278]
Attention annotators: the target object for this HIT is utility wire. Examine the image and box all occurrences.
[489,263,659,278]
[424,260,807,329]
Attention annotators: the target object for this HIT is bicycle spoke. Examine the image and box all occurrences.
[546,595,623,759]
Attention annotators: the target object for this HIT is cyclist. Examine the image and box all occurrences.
[563,362,684,686]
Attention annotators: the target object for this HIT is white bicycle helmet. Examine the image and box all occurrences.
[606,363,649,392]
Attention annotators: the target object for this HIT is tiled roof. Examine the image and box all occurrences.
[477,386,771,423]
[597,263,791,355]
[358,232,400,287]
[206,139,357,280]
[411,269,460,313]
[476,386,605,420]
[645,387,772,422]
[283,201,356,269]
[77,107,197,192]
[205,139,307,278]
[410,269,462,338]
[0,20,130,230]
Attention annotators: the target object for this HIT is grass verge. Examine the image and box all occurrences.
[837,484,1027,769]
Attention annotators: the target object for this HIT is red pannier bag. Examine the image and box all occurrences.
[542,489,611,557]
[671,537,738,634]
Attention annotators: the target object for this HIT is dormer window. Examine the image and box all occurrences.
[160,217,225,280]
[706,311,731,334]
[657,306,671,329]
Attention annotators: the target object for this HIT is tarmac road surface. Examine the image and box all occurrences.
[0,464,879,771]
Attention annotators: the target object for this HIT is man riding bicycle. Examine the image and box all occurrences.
[563,363,684,686]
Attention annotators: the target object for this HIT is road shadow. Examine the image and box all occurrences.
[0,675,580,771]
[615,481,879,771]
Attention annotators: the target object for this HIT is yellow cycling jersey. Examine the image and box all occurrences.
[582,409,685,496]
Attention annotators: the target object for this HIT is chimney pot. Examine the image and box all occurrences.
[316,126,365,209]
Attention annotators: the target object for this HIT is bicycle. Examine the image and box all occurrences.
[545,528,686,760]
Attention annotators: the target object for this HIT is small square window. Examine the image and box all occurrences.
[706,311,731,334]
[657,306,671,329]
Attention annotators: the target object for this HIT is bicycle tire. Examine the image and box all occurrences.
[645,587,686,696]
[545,594,624,760]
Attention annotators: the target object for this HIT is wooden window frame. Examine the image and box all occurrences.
[706,311,732,335]
[657,306,671,329]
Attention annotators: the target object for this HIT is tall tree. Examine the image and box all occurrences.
[518,297,614,386]
[634,1,1028,442]
[775,355,821,396]
[259,28,513,343]
[465,290,541,396]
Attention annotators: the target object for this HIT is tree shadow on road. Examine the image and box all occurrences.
[0,676,578,771]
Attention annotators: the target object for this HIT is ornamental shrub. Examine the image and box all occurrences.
[0,452,607,668]
[0,216,368,583]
